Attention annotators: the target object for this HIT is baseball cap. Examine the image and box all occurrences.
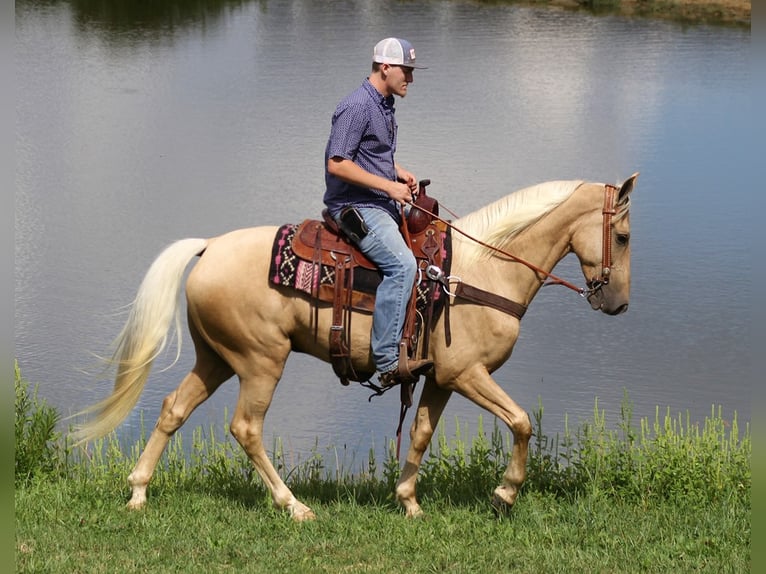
[373,38,427,69]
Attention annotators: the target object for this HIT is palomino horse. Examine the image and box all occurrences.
[74,173,637,520]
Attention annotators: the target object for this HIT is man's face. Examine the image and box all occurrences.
[384,64,414,97]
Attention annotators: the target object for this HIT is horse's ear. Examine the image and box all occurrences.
[618,172,639,205]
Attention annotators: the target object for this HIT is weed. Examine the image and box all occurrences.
[14,361,61,485]
[15,363,750,510]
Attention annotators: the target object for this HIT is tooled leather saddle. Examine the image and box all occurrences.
[268,180,450,387]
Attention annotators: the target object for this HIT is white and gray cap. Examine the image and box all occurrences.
[373,37,427,69]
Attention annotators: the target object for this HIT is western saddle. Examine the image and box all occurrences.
[289,180,447,395]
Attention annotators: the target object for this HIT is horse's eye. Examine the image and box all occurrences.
[615,233,630,246]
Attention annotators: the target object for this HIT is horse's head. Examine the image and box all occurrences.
[572,173,638,316]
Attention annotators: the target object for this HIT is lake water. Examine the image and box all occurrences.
[15,0,753,465]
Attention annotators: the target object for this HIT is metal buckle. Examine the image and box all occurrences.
[425,264,444,281]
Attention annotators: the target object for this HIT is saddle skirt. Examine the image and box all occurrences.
[268,216,451,316]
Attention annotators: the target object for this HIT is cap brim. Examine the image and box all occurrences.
[395,63,428,69]
[374,58,427,69]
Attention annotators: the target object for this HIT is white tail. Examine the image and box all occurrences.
[71,238,208,444]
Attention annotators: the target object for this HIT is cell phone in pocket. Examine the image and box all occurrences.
[339,206,369,243]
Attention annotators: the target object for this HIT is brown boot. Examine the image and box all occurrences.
[378,357,434,388]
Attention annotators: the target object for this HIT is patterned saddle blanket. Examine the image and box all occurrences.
[268,219,451,316]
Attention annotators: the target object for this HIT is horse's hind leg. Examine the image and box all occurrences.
[127,342,233,509]
[229,369,316,522]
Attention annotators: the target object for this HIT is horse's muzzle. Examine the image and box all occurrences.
[586,288,629,315]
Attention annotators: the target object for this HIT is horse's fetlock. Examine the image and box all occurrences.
[395,483,412,504]
[127,470,148,488]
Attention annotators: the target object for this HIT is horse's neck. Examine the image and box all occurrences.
[451,191,585,306]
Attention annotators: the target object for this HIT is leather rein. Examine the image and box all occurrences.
[410,183,620,301]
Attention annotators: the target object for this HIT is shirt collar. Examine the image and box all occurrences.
[363,78,395,110]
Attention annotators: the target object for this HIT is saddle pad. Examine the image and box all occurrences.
[270,223,381,298]
[268,223,451,316]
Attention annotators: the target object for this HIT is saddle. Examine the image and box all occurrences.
[288,180,448,387]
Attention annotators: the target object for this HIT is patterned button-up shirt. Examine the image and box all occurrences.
[324,79,400,221]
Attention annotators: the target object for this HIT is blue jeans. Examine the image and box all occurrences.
[345,207,416,374]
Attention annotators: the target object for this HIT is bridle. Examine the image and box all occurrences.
[409,183,622,299]
[582,183,619,297]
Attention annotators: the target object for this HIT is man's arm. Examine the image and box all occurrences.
[327,157,414,205]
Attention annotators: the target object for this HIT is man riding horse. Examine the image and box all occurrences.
[323,37,433,389]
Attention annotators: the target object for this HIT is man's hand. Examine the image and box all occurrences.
[396,165,418,194]
[387,180,416,205]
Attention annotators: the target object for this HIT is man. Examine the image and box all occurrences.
[323,37,433,388]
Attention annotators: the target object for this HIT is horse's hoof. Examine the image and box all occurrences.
[293,509,316,522]
[491,493,513,516]
[491,486,517,515]
[405,505,425,519]
[126,498,146,511]
[126,482,147,510]
[289,502,317,522]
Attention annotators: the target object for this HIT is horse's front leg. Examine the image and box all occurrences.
[396,377,452,517]
[453,365,532,512]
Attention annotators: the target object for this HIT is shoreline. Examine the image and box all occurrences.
[507,0,751,27]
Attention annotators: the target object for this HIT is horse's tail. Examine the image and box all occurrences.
[71,238,209,445]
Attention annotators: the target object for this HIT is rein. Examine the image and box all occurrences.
[409,183,620,298]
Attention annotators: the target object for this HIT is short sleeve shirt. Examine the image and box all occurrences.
[323,79,400,221]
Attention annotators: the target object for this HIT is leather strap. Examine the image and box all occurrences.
[453,282,527,320]
[600,184,618,284]
[329,254,360,385]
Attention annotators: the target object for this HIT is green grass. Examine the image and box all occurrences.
[16,483,749,573]
[15,367,751,573]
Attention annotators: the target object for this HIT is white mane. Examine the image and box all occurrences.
[455,180,584,259]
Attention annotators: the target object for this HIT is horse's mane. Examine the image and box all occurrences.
[455,180,584,261]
